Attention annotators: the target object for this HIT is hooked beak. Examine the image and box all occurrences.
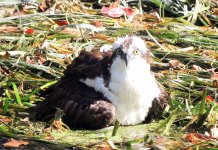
[121,53,128,66]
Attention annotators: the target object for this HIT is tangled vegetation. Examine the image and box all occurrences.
[0,0,218,149]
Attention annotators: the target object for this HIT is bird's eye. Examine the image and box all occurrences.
[133,50,140,55]
[116,49,122,55]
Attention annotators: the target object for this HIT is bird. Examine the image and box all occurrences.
[34,35,167,129]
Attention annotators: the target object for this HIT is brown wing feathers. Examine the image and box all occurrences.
[35,50,115,129]
[64,50,111,79]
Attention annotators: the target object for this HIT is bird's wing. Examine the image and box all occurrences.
[64,50,112,79]
[35,49,115,129]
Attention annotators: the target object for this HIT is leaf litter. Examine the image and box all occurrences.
[0,0,218,149]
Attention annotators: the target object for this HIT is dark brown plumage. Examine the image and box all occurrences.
[145,88,169,123]
[35,50,115,129]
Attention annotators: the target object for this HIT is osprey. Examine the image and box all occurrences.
[35,35,166,129]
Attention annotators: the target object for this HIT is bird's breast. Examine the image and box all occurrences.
[109,70,160,125]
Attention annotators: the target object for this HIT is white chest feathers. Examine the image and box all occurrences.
[80,57,160,125]
[108,57,160,125]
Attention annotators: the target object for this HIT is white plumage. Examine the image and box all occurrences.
[81,35,160,125]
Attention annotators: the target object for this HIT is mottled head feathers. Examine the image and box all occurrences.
[112,35,151,64]
[113,35,148,52]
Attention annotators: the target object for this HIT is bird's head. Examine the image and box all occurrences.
[111,35,150,68]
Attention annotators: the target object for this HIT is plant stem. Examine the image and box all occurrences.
[112,119,120,136]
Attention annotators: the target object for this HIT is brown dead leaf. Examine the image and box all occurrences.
[211,72,218,80]
[52,120,63,130]
[3,138,29,148]
[169,59,184,69]
[96,142,112,150]
[45,135,54,141]
[24,54,47,65]
[192,65,203,71]
[154,135,182,149]
[0,25,20,33]
[93,34,114,43]
[0,115,13,123]
[58,27,80,35]
[213,8,218,15]
[35,56,47,64]
[156,70,170,76]
[54,20,69,26]
[91,20,104,27]
[185,133,208,144]
[212,80,218,88]
[55,25,85,35]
